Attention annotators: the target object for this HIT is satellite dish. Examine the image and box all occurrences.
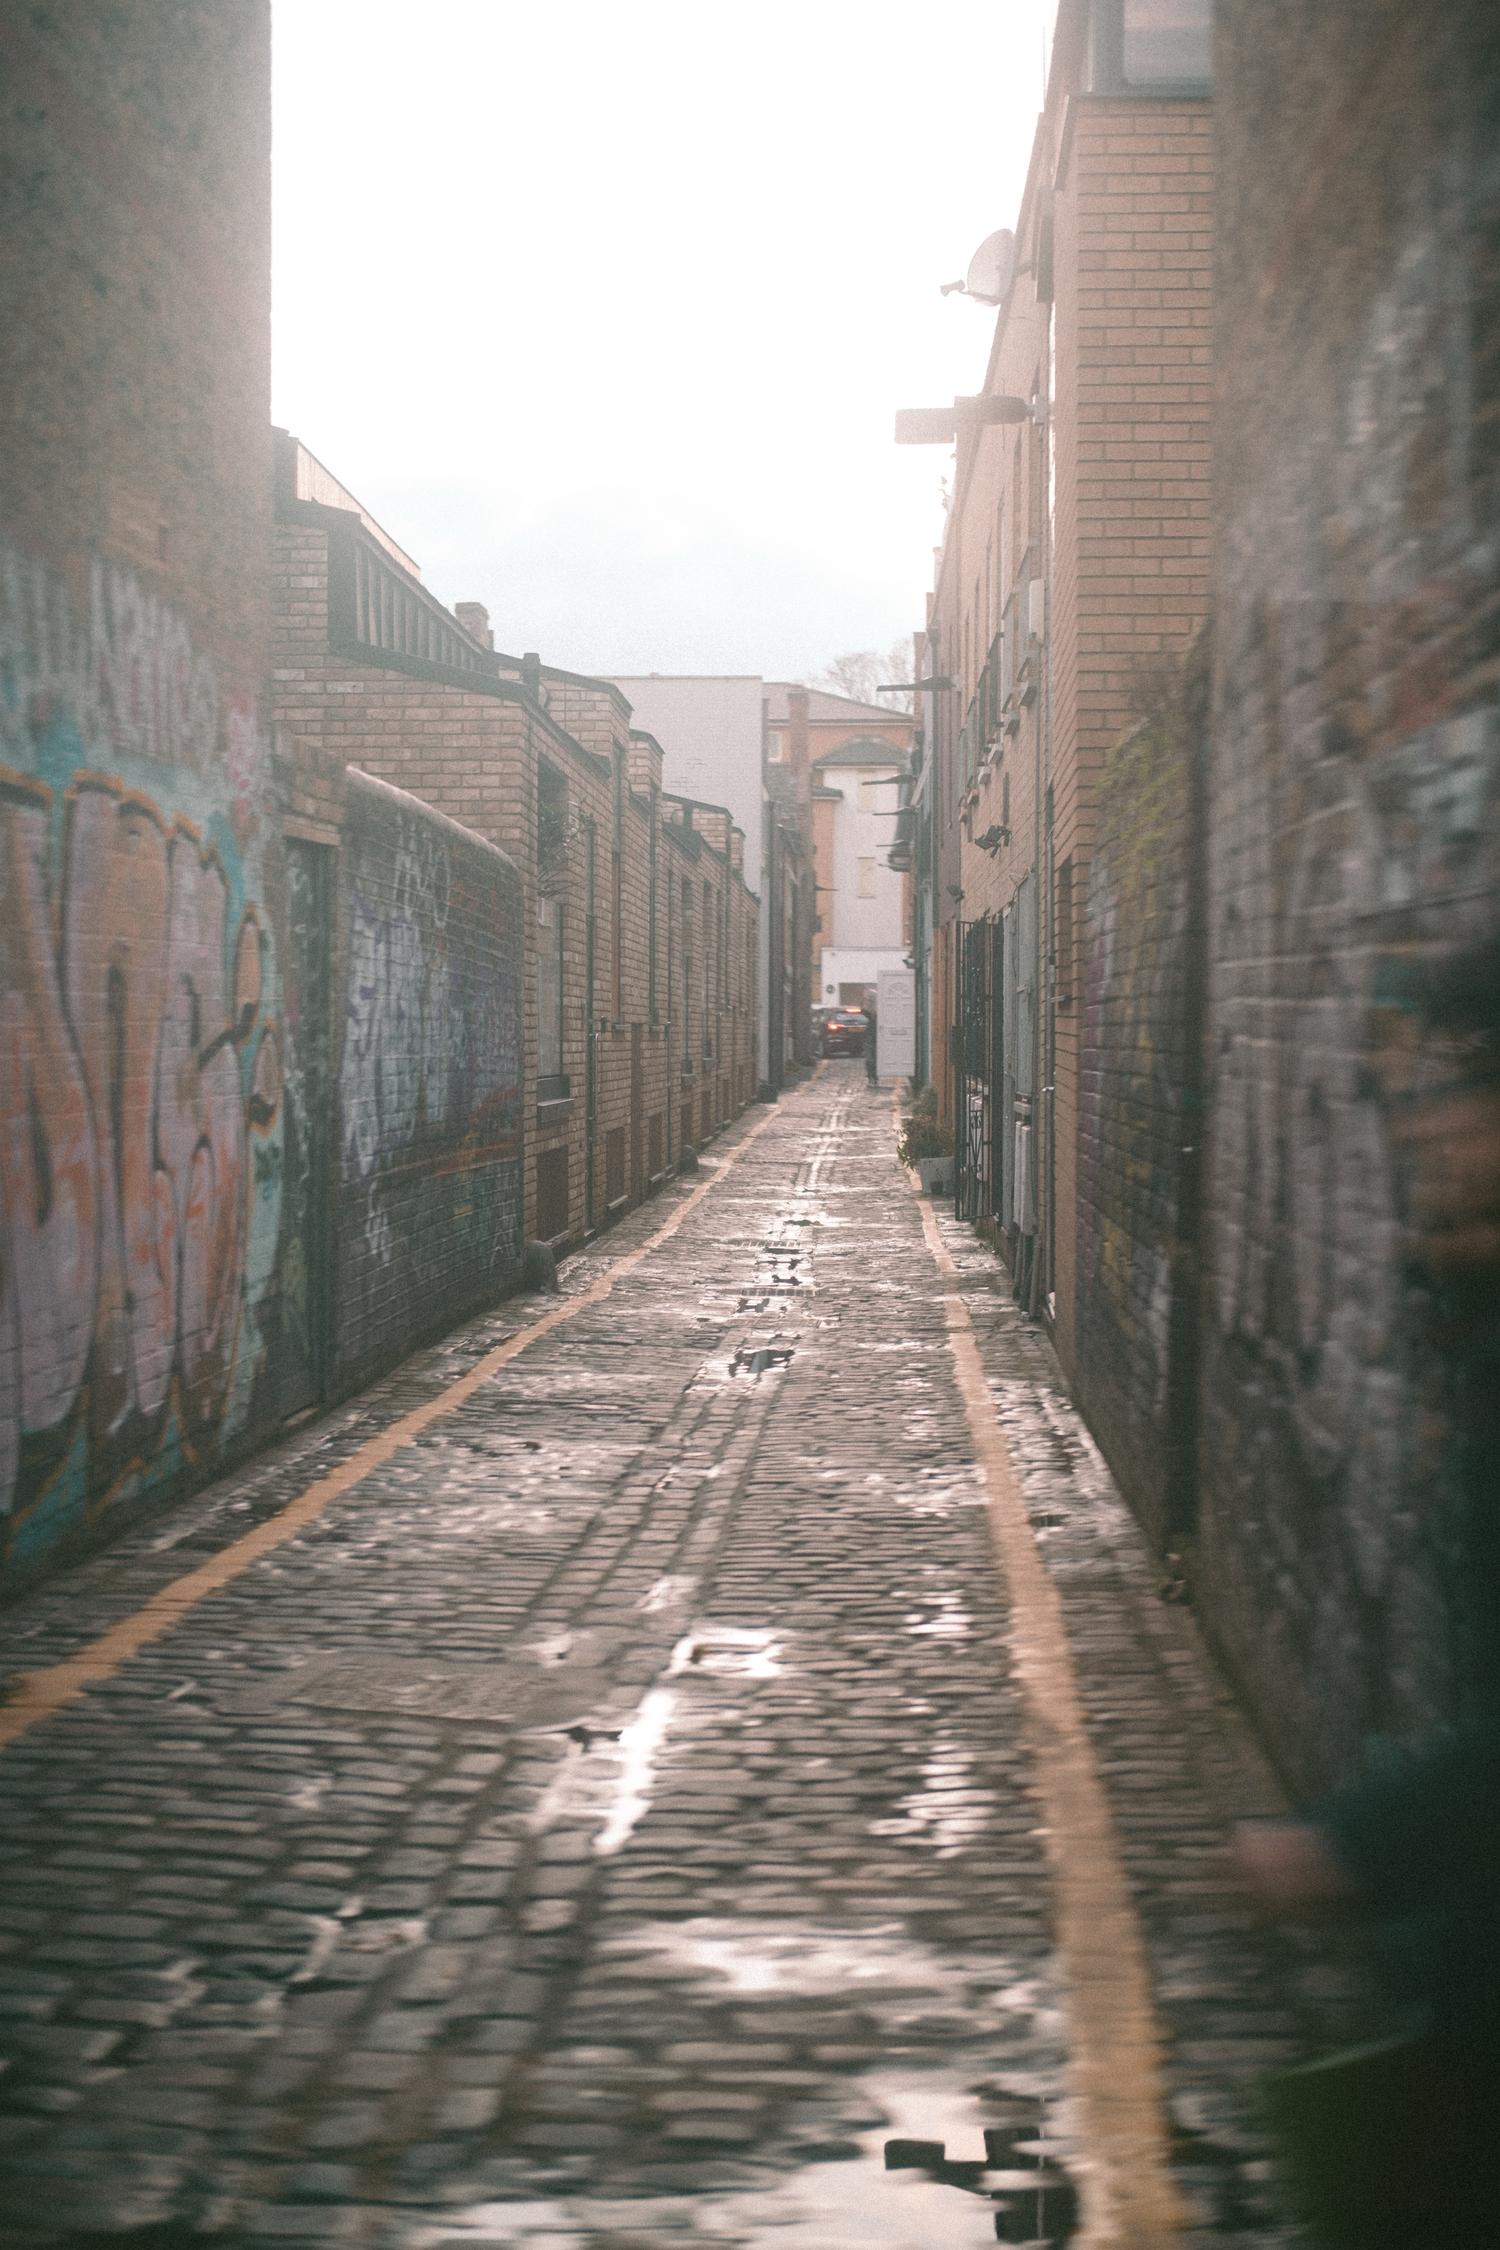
[965,228,1016,304]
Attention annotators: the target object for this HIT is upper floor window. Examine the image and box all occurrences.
[1091,0,1211,90]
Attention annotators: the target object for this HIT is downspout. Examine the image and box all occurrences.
[1035,316,1057,1322]
[584,814,597,1237]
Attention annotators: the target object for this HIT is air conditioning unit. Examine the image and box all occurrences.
[1027,578,1046,643]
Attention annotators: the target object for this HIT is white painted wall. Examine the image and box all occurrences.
[609,674,769,1083]
[818,945,908,1006]
[826,765,905,953]
[608,675,763,894]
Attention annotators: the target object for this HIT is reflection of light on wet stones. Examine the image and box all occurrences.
[682,1625,783,1678]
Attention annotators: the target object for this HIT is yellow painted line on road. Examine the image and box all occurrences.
[901,1121,1186,2247]
[0,1101,788,1754]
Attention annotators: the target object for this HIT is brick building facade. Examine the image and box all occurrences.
[272,437,757,1259]
[912,0,1213,1357]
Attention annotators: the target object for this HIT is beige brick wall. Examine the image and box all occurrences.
[272,520,758,1249]
[924,91,1212,1370]
[1050,97,1213,1376]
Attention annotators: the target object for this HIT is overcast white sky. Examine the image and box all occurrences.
[271,0,1052,680]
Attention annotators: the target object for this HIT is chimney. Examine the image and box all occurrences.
[521,651,542,702]
[455,601,493,649]
[787,685,811,796]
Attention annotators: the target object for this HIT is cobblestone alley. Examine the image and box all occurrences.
[0,1072,1332,2250]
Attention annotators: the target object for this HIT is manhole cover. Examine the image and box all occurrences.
[218,1658,616,1729]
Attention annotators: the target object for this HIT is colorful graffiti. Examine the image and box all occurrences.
[341,793,518,1227]
[0,544,279,1554]
[335,775,521,1385]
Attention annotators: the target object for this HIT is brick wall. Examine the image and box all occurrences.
[273,512,759,1258]
[1201,1,1500,1789]
[0,1,272,699]
[1050,96,1214,1378]
[0,3,286,1590]
[335,772,522,1389]
[1075,647,1206,1547]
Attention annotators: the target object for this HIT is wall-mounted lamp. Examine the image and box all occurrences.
[894,395,1043,444]
[879,676,955,694]
[975,824,1011,855]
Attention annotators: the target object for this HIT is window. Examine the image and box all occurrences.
[612,753,624,1018]
[1055,855,1075,1006]
[647,788,659,1021]
[681,876,693,1072]
[537,758,568,870]
[1091,0,1211,88]
[537,893,566,1094]
[766,729,784,763]
[1123,0,1210,83]
[858,856,876,899]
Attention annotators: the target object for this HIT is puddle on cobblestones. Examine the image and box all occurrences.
[596,1685,677,1855]
[729,1344,794,1378]
[903,1592,972,1640]
[682,1624,782,1678]
[612,1916,1055,2037]
[417,2072,1048,2246]
[641,1573,696,1613]
[583,1625,783,1853]
[873,1738,992,1858]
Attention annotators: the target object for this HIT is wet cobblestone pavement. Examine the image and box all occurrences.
[0,1072,1345,2247]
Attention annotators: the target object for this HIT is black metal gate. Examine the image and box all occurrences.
[958,918,991,1222]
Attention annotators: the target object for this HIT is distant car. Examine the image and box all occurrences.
[811,1003,836,1044]
[821,1008,867,1058]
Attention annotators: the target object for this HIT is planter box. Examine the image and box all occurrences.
[917,1156,954,1194]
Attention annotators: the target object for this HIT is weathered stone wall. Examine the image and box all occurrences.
[334,772,523,1391]
[1203,0,1500,1789]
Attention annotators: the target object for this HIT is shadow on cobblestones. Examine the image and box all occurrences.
[0,1075,1331,2247]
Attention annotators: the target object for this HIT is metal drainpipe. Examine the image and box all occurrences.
[1034,368,1055,1322]
[584,815,597,1237]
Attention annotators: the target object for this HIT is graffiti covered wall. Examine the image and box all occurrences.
[0,544,285,1581]
[1205,2,1500,1789]
[336,771,522,1390]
